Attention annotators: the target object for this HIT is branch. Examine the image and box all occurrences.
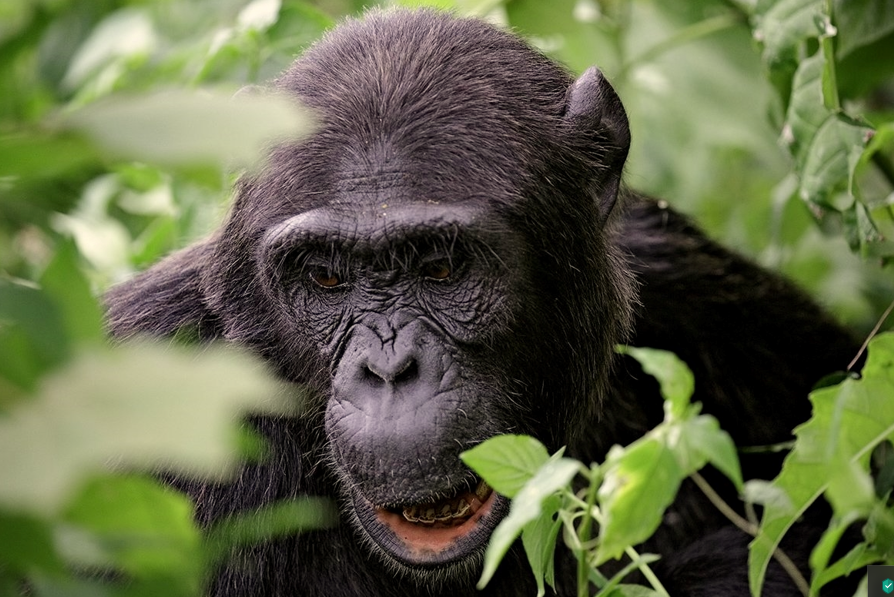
[690,472,810,597]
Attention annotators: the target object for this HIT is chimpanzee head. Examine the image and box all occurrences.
[202,9,634,574]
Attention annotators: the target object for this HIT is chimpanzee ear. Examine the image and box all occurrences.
[104,238,222,341]
[563,67,630,222]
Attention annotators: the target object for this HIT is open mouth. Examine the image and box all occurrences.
[398,479,492,526]
[352,478,507,568]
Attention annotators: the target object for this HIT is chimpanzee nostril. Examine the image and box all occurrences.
[394,360,418,385]
[362,364,383,384]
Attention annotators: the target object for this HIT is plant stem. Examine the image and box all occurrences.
[820,0,840,112]
[623,546,670,597]
[848,298,894,371]
[577,467,601,597]
[690,473,810,597]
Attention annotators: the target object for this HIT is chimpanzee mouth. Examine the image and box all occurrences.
[352,478,508,568]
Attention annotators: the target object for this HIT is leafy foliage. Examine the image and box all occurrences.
[749,333,894,596]
[462,347,742,597]
[1,0,892,596]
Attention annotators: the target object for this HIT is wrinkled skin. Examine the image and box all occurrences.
[105,9,860,597]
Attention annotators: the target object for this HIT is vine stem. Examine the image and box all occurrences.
[623,546,670,597]
[690,473,810,597]
[848,297,894,371]
[577,468,601,597]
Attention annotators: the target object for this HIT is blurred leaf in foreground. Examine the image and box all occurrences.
[0,342,295,514]
[63,89,314,166]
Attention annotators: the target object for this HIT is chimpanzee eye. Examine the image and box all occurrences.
[309,268,343,288]
[422,259,452,281]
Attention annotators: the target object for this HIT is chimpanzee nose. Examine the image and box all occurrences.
[362,357,419,386]
[332,319,448,411]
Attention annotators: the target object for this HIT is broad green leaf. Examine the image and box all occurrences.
[521,493,563,597]
[798,113,871,208]
[749,333,894,596]
[833,0,894,57]
[461,434,550,498]
[676,415,743,489]
[753,0,823,70]
[863,501,894,559]
[64,90,313,167]
[618,346,694,419]
[61,475,200,577]
[810,541,885,595]
[0,343,286,513]
[39,241,104,345]
[0,133,100,180]
[477,457,579,589]
[204,497,338,563]
[596,438,682,564]
[807,511,878,594]
[63,8,157,89]
[783,51,828,167]
[0,512,64,575]
[0,280,69,392]
[825,458,875,518]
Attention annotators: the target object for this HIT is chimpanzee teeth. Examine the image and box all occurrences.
[401,481,492,524]
[475,479,490,500]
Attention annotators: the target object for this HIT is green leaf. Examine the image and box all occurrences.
[677,415,743,489]
[461,434,550,498]
[863,501,894,559]
[749,333,894,596]
[64,90,313,167]
[204,497,338,564]
[753,0,823,70]
[521,493,563,597]
[61,475,200,577]
[833,0,894,57]
[0,512,64,575]
[0,133,100,180]
[825,458,875,518]
[0,280,69,392]
[63,8,157,89]
[783,51,828,167]
[477,457,579,589]
[618,346,694,419]
[39,241,105,345]
[810,541,885,595]
[596,438,682,563]
[798,113,872,208]
[0,343,285,513]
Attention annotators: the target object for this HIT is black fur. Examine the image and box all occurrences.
[104,9,858,596]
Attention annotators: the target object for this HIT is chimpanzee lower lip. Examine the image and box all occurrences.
[351,481,508,568]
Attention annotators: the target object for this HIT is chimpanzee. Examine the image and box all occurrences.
[104,8,859,596]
